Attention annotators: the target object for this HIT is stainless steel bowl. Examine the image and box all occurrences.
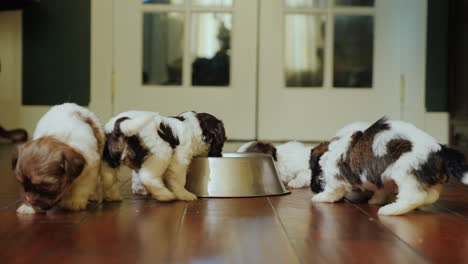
[185,153,290,197]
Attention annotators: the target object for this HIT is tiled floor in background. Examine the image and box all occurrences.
[1,144,468,263]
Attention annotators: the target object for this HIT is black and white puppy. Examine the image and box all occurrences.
[310,118,468,215]
[104,110,227,201]
[238,141,312,188]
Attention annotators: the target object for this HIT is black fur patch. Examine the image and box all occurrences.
[103,135,120,168]
[244,141,278,161]
[309,141,330,193]
[196,112,227,157]
[157,122,180,149]
[412,145,467,186]
[124,135,150,170]
[102,116,150,170]
[170,115,185,122]
[103,116,131,168]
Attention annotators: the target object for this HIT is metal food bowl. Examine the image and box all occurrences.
[185,153,290,198]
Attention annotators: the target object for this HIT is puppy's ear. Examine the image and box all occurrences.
[309,141,329,193]
[11,144,23,170]
[62,148,86,180]
[208,120,227,157]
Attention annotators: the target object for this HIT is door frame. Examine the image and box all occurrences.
[92,0,446,143]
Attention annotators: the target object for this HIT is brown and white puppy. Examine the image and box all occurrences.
[12,103,120,214]
[104,110,227,201]
[310,118,468,215]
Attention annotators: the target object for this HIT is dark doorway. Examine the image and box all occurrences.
[448,0,468,152]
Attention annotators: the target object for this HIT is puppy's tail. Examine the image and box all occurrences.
[117,115,154,136]
[237,141,277,161]
[440,145,468,185]
[237,141,255,152]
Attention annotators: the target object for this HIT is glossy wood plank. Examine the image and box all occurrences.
[172,198,300,264]
[0,197,19,210]
[354,202,468,263]
[46,200,186,264]
[269,189,428,264]
[0,204,76,264]
[434,182,468,218]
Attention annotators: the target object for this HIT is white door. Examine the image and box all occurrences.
[258,0,402,141]
[114,0,258,140]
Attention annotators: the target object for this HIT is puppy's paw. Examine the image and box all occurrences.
[132,183,149,196]
[60,199,88,211]
[377,203,411,216]
[368,195,388,205]
[311,192,339,203]
[175,190,198,201]
[152,189,176,202]
[17,204,37,215]
[288,178,309,189]
[88,192,100,201]
[104,190,122,202]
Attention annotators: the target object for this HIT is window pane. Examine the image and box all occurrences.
[335,0,374,7]
[284,0,326,8]
[285,15,325,87]
[143,12,184,85]
[191,13,232,86]
[142,0,184,4]
[193,0,233,7]
[333,15,373,88]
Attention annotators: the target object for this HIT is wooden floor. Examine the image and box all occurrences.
[2,145,468,264]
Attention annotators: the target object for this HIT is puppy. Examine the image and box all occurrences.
[238,141,313,188]
[309,117,468,215]
[12,103,121,214]
[104,110,227,201]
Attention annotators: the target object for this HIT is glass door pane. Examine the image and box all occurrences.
[142,12,185,85]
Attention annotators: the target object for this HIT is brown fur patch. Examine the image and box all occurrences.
[244,141,277,161]
[12,136,86,210]
[74,111,103,153]
[337,119,412,188]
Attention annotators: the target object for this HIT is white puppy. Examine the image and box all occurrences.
[104,111,226,201]
[238,141,313,188]
[310,118,468,215]
[12,103,121,214]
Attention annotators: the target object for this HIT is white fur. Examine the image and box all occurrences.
[17,204,37,215]
[238,141,313,188]
[311,119,448,216]
[18,103,120,214]
[106,111,211,201]
[463,172,468,185]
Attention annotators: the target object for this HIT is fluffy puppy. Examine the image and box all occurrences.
[238,141,313,188]
[309,118,468,215]
[104,110,227,201]
[12,103,120,214]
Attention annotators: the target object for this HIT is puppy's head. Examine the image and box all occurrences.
[12,137,86,211]
[196,113,227,157]
[309,141,330,193]
[103,117,129,168]
[244,141,278,161]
